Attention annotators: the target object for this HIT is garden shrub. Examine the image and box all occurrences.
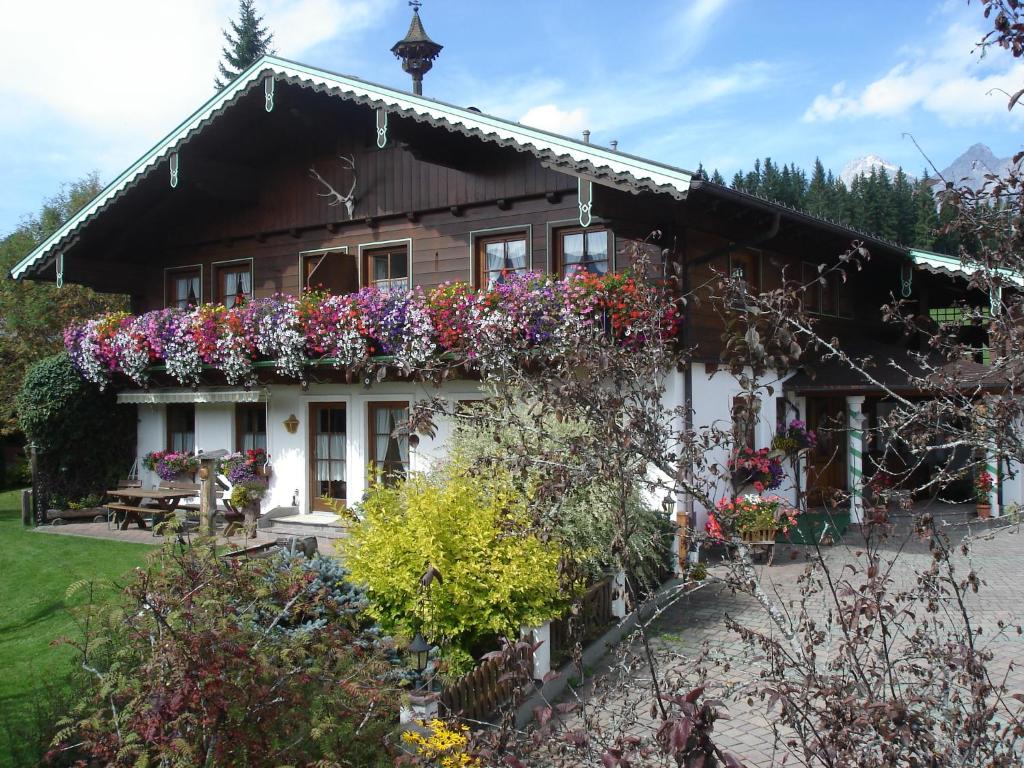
[48,544,400,767]
[342,458,566,676]
[16,351,134,513]
[451,415,674,593]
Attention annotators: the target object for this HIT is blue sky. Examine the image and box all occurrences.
[1,0,1021,236]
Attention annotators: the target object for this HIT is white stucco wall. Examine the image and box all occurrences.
[131,365,805,524]
[687,362,796,527]
[136,404,164,488]
[131,380,489,515]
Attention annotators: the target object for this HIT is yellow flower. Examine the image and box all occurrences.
[402,719,480,767]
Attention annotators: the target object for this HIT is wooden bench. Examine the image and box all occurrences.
[105,502,171,531]
[158,481,202,512]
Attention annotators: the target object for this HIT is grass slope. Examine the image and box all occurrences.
[0,490,152,765]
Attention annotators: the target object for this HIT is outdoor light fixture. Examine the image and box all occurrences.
[408,632,431,674]
[283,414,299,434]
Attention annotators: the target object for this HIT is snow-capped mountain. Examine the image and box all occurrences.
[931,143,1014,191]
[840,154,900,187]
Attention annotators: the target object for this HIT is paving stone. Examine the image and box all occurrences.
[559,512,1024,766]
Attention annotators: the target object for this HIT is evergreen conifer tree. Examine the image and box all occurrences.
[709,169,725,185]
[215,0,275,90]
[912,178,940,249]
[806,158,829,218]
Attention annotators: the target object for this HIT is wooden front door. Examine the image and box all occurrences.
[309,403,347,511]
[806,397,847,506]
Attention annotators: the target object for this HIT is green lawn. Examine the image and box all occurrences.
[0,490,153,765]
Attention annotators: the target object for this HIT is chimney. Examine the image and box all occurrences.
[582,129,590,143]
[391,1,443,96]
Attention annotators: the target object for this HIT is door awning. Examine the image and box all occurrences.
[117,389,268,404]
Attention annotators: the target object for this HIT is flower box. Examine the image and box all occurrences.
[740,527,777,545]
[63,272,682,390]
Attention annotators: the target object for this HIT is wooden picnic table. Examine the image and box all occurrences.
[105,488,196,531]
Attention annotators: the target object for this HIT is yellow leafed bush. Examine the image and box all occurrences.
[342,458,565,662]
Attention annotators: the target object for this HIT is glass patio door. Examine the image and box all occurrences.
[309,403,346,511]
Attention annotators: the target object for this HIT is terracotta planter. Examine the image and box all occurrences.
[977,503,992,520]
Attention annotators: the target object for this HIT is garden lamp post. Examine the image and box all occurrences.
[408,631,431,688]
[400,631,438,724]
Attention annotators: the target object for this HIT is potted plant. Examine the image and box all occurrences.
[143,450,199,482]
[771,419,817,457]
[975,470,994,519]
[727,447,784,493]
[229,480,268,537]
[706,494,800,564]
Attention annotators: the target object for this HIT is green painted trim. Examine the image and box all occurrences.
[848,407,864,500]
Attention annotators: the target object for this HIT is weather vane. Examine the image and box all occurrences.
[409,0,422,10]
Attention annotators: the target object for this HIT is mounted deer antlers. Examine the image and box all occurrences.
[309,154,357,220]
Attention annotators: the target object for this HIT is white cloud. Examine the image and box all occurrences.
[803,19,1024,125]
[519,104,590,137]
[265,0,379,57]
[0,1,384,147]
[668,0,731,64]
[482,60,774,148]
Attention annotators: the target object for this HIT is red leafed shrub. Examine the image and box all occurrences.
[47,544,401,767]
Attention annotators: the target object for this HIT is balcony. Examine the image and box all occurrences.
[64,272,681,390]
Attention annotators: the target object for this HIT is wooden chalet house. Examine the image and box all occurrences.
[11,9,1016,534]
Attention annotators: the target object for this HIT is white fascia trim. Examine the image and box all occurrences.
[118,389,268,404]
[11,55,692,280]
[910,249,1024,287]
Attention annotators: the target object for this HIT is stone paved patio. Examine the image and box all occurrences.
[567,510,1024,766]
[33,517,341,554]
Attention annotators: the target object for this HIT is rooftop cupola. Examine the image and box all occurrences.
[391,1,442,96]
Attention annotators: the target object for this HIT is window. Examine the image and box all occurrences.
[368,402,410,485]
[364,246,409,293]
[802,262,821,314]
[215,261,253,308]
[729,250,761,294]
[301,249,357,295]
[166,267,201,309]
[555,227,610,276]
[820,270,839,315]
[802,262,844,316]
[235,404,267,452]
[167,404,195,453]
[732,395,759,451]
[477,232,528,288]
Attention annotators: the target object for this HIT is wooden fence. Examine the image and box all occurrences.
[440,576,616,722]
[549,576,615,667]
[439,643,533,722]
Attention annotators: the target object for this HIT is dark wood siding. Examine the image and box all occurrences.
[138,196,583,311]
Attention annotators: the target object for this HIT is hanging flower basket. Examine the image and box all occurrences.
[728,447,784,492]
[142,451,199,482]
[771,419,817,456]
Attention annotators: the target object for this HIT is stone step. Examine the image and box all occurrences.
[266,515,348,540]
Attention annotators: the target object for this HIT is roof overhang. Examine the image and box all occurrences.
[11,55,694,281]
[117,388,268,405]
[910,248,1024,287]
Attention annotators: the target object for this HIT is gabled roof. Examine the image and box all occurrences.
[10,55,695,280]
